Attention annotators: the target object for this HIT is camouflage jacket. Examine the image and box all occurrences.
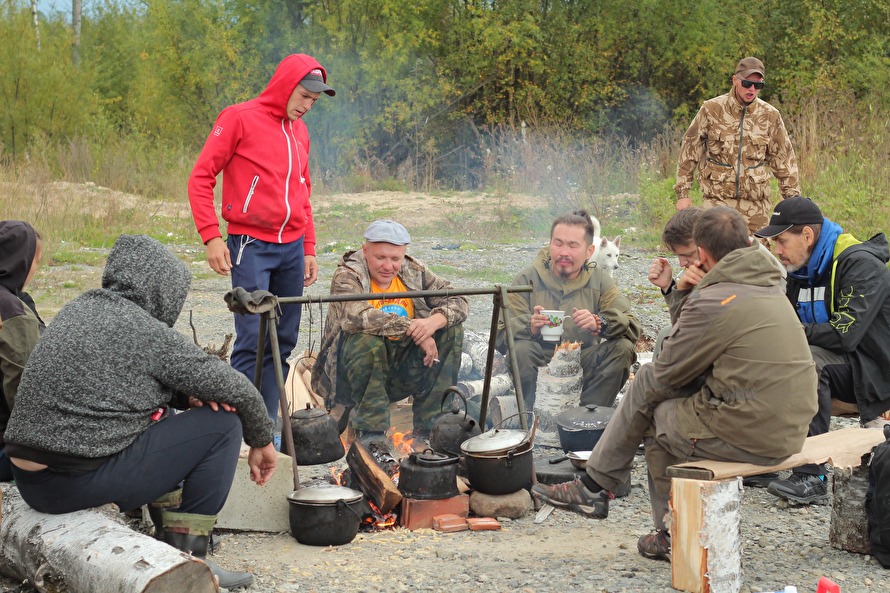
[311,249,469,401]
[674,92,800,205]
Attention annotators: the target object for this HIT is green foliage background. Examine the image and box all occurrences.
[1,0,888,242]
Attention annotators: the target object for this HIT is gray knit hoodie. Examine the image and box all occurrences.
[5,234,273,465]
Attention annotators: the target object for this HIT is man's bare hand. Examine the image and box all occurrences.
[676,263,706,290]
[571,308,602,335]
[205,237,232,276]
[248,443,278,486]
[529,305,551,336]
[304,255,318,287]
[406,314,446,345]
[676,197,692,211]
[419,337,439,367]
[188,396,236,413]
[648,257,674,291]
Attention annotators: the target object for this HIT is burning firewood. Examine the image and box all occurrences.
[345,441,403,514]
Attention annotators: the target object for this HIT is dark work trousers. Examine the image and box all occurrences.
[336,325,463,433]
[228,234,305,421]
[11,406,242,516]
[0,448,13,481]
[511,337,636,412]
[796,345,855,476]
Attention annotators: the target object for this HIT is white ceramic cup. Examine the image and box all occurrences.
[539,309,566,342]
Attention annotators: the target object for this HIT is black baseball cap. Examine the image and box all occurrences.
[754,196,823,238]
[300,68,335,96]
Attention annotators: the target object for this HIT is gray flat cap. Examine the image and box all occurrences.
[363,220,411,245]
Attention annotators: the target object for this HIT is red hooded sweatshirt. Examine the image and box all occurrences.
[188,54,328,256]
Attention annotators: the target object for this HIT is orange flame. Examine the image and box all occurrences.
[389,431,416,457]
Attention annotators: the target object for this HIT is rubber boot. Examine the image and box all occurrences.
[162,511,254,591]
[148,488,183,539]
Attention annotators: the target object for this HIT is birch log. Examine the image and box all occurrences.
[0,485,216,593]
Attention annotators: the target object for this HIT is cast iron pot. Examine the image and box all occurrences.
[286,485,364,546]
[429,387,482,457]
[462,442,534,495]
[555,404,614,453]
[398,449,460,500]
[290,404,345,466]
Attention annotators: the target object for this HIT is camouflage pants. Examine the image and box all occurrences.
[335,325,464,433]
[510,337,636,411]
[702,195,773,235]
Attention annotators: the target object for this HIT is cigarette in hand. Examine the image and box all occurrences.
[433,358,441,363]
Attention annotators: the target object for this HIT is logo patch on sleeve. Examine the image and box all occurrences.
[213,126,224,136]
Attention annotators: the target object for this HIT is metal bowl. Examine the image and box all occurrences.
[566,450,592,470]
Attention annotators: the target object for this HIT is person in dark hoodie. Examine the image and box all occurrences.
[4,234,277,590]
[0,220,44,482]
[753,196,890,505]
[188,54,335,427]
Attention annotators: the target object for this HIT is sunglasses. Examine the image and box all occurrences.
[736,76,765,90]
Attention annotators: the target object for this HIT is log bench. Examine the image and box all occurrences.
[0,484,217,593]
[665,427,886,593]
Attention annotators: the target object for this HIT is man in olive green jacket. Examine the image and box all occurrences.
[499,210,640,411]
[675,57,800,233]
[533,207,817,562]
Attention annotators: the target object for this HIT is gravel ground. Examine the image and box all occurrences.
[3,228,888,593]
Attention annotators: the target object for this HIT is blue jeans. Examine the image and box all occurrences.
[11,406,242,515]
[228,235,305,420]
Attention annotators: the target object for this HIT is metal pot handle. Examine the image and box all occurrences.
[440,386,470,420]
[336,498,363,520]
[492,411,536,431]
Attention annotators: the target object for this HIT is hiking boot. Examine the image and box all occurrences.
[767,472,828,505]
[742,472,780,489]
[530,477,610,519]
[162,511,254,590]
[638,530,671,562]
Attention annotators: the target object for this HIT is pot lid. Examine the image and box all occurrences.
[408,449,459,467]
[460,427,528,454]
[555,404,614,431]
[291,405,327,420]
[287,484,362,504]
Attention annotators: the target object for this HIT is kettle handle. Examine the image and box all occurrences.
[440,386,470,421]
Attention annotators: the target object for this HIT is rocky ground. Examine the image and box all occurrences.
[2,192,887,593]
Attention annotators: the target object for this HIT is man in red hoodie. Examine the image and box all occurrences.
[189,54,335,428]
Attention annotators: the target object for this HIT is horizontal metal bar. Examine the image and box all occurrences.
[276,284,532,305]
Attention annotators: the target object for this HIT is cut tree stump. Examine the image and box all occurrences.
[830,461,871,554]
[0,485,216,593]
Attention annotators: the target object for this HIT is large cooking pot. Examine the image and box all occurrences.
[429,387,482,457]
[290,404,345,465]
[398,449,460,500]
[460,420,535,495]
[555,404,614,453]
[286,485,364,546]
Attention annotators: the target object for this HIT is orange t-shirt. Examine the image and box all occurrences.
[369,276,414,319]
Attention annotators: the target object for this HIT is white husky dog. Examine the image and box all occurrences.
[587,214,621,277]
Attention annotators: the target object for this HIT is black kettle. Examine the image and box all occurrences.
[290,403,345,465]
[429,387,482,456]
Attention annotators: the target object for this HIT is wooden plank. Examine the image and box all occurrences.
[668,427,883,480]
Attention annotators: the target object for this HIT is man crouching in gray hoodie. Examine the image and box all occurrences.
[4,234,275,590]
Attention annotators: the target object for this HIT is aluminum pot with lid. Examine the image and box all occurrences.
[554,404,614,453]
[286,485,364,546]
[459,412,534,457]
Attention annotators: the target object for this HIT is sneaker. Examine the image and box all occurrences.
[767,472,828,504]
[638,530,671,562]
[530,478,610,519]
[742,472,780,489]
[863,417,890,429]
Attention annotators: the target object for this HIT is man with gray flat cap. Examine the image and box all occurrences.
[312,220,469,442]
[675,57,800,234]
[754,196,890,505]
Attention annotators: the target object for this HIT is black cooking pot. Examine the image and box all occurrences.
[290,404,345,466]
[398,449,460,500]
[555,404,614,453]
[462,442,534,495]
[286,485,364,546]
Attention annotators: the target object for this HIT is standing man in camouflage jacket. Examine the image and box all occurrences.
[675,57,801,233]
[312,220,468,441]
